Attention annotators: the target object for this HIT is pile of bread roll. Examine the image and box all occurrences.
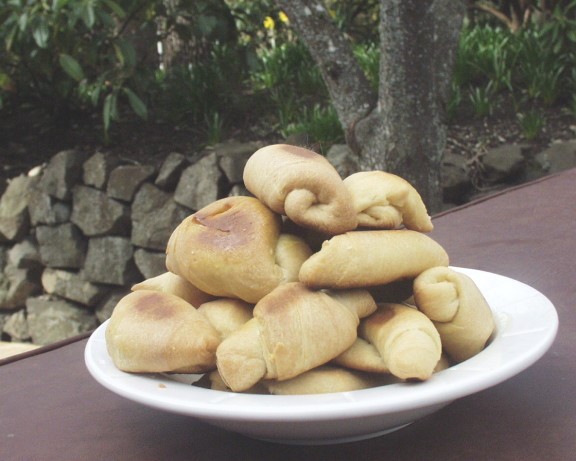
[105,144,495,395]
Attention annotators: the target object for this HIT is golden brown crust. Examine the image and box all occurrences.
[165,196,311,303]
[243,144,357,235]
[105,290,221,373]
[299,230,449,289]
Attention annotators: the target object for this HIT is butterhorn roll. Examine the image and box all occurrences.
[413,266,495,362]
[166,196,312,303]
[343,171,433,232]
[360,303,442,381]
[215,282,377,392]
[105,290,220,373]
[263,365,390,395]
[299,230,449,289]
[131,272,213,307]
[197,298,253,340]
[243,144,357,235]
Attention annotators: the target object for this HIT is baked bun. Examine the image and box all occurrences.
[263,365,390,395]
[105,290,220,373]
[299,230,449,289]
[131,272,213,307]
[360,303,442,381]
[166,196,312,303]
[197,298,253,339]
[343,170,433,232]
[413,266,495,362]
[215,282,376,392]
[243,144,357,235]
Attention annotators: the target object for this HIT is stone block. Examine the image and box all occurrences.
[36,223,86,269]
[83,151,120,189]
[131,184,189,250]
[0,174,37,242]
[41,268,110,307]
[83,236,139,286]
[174,152,222,211]
[133,248,167,279]
[155,152,188,190]
[26,295,98,345]
[37,149,88,200]
[28,188,71,226]
[71,185,130,237]
[106,164,156,202]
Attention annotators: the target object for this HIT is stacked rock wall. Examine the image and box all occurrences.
[0,141,263,345]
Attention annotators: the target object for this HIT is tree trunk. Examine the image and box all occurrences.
[275,0,466,212]
[356,0,466,212]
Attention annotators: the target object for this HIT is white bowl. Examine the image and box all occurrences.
[85,267,558,445]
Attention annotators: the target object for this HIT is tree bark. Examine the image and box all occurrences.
[357,0,466,212]
[275,0,466,212]
[274,0,377,130]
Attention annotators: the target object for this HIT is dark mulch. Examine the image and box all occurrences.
[1,104,574,197]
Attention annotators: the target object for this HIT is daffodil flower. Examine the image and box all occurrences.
[264,16,275,30]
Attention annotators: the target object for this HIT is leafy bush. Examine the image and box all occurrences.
[1,0,575,149]
[0,0,158,138]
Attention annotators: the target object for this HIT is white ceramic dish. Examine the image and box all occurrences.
[85,267,558,445]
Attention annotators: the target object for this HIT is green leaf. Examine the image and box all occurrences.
[103,92,118,133]
[80,2,96,28]
[114,39,136,68]
[59,53,85,81]
[52,0,71,11]
[123,87,148,120]
[18,12,28,31]
[32,17,49,48]
[101,0,126,18]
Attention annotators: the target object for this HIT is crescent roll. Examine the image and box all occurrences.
[360,303,442,381]
[197,298,253,339]
[299,230,449,289]
[343,171,433,232]
[215,282,377,392]
[166,196,312,303]
[131,272,213,307]
[263,365,390,395]
[242,144,357,235]
[105,290,220,373]
[413,267,495,362]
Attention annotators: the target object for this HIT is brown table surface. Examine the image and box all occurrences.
[2,169,575,461]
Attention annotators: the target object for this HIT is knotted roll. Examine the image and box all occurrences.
[413,267,495,362]
[343,170,433,232]
[166,196,312,303]
[105,290,220,373]
[360,303,442,381]
[215,282,377,392]
[299,230,449,289]
[243,144,357,235]
[131,272,213,307]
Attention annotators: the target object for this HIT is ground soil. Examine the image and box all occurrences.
[1,104,574,198]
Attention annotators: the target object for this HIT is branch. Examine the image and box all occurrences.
[274,0,377,131]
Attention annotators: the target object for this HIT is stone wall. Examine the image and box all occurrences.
[1,138,573,345]
[0,141,265,345]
